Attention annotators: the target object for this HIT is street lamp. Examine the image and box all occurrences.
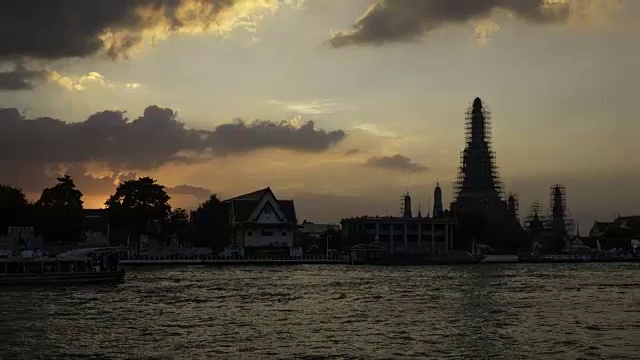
[326,235,332,259]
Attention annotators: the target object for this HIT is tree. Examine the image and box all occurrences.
[0,185,31,235]
[170,208,190,230]
[105,177,172,250]
[169,208,191,244]
[193,194,230,250]
[34,175,84,243]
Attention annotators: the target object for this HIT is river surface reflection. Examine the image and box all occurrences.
[0,263,638,359]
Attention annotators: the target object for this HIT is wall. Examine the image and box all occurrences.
[240,228,294,247]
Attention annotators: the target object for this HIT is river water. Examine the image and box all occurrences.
[0,263,638,359]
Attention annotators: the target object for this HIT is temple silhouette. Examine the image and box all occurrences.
[432,182,444,218]
[450,97,526,250]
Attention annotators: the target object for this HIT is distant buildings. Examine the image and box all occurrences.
[586,215,640,251]
[298,221,340,239]
[522,185,579,253]
[341,189,458,255]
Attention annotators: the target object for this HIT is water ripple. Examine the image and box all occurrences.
[0,263,639,358]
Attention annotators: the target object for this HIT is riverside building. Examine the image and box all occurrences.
[341,188,457,255]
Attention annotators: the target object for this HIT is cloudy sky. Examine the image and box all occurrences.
[1,0,638,231]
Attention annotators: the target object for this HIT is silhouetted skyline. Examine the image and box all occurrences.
[1,0,639,231]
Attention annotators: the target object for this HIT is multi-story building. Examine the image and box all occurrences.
[341,216,457,255]
[341,190,457,255]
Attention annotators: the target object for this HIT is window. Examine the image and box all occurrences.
[261,230,274,236]
[281,231,287,236]
[264,205,272,214]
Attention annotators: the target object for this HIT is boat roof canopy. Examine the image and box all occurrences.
[0,257,91,263]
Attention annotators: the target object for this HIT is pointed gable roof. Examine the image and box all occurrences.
[224,187,297,225]
[232,187,271,201]
[278,200,297,224]
[594,221,611,232]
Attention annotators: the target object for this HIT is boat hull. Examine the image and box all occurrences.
[481,254,519,263]
[422,256,485,265]
[0,270,125,286]
[518,255,589,263]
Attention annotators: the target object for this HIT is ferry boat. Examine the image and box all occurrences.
[0,247,125,286]
[471,240,518,263]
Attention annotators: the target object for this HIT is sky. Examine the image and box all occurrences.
[1,0,639,231]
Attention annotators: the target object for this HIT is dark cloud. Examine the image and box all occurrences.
[0,163,137,195]
[344,148,362,156]
[0,64,49,90]
[0,105,346,172]
[0,0,266,61]
[364,154,427,172]
[210,119,346,155]
[329,0,571,47]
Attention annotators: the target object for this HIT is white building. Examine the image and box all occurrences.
[225,187,299,257]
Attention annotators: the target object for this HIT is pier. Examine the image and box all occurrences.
[117,253,640,266]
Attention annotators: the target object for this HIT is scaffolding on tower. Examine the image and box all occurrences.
[400,191,413,217]
[524,201,546,232]
[549,184,575,236]
[453,98,504,200]
[507,192,520,221]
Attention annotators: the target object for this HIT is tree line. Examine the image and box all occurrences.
[0,176,229,250]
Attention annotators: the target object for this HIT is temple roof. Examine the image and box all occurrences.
[591,221,611,233]
[600,216,640,239]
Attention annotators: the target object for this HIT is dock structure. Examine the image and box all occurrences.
[340,216,458,255]
[120,258,350,267]
[118,255,348,266]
